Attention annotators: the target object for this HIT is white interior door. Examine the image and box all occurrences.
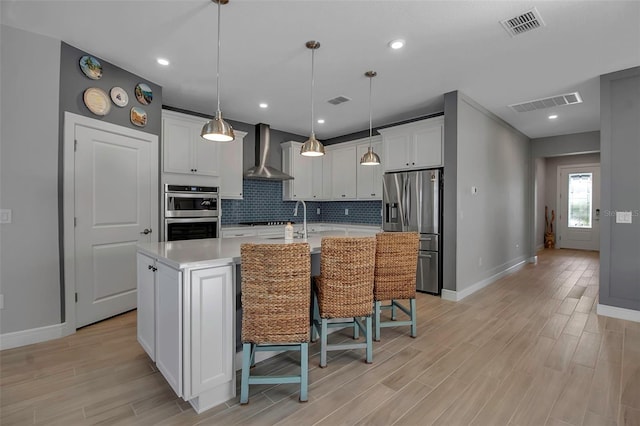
[74,124,157,327]
[557,164,600,251]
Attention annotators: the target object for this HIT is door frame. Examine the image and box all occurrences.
[62,112,158,335]
[556,162,600,249]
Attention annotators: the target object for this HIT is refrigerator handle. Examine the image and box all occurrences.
[405,176,411,227]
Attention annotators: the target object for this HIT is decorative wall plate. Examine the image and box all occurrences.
[130,107,147,127]
[83,87,111,116]
[79,55,102,80]
[110,86,129,107]
[134,83,153,105]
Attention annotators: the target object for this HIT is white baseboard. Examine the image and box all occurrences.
[441,258,528,302]
[0,322,71,350]
[597,304,640,323]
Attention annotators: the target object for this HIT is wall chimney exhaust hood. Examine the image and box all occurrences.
[244,123,294,180]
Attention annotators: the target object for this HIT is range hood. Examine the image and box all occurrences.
[244,123,294,181]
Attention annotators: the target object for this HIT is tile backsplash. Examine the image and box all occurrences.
[221,180,382,225]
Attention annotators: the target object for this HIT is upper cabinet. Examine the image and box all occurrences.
[282,141,328,201]
[356,138,383,199]
[162,110,246,199]
[331,145,358,200]
[379,116,444,172]
[163,111,219,176]
[218,131,247,200]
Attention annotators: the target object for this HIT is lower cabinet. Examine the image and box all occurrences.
[136,252,235,413]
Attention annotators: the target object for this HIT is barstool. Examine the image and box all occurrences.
[312,236,376,367]
[373,232,420,341]
[240,242,311,404]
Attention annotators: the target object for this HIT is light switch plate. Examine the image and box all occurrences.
[616,211,633,224]
[0,209,11,224]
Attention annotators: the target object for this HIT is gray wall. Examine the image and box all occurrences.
[447,92,531,292]
[60,43,162,137]
[532,131,600,158]
[0,25,62,333]
[534,157,546,249]
[599,67,640,311]
[443,92,459,291]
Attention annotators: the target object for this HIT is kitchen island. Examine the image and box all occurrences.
[136,230,378,414]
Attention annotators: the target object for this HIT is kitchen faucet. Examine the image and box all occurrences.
[293,200,307,240]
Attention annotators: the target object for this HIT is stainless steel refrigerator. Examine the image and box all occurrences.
[382,169,442,294]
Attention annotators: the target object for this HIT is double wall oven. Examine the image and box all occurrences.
[164,184,220,241]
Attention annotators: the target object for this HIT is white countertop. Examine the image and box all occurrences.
[138,230,379,270]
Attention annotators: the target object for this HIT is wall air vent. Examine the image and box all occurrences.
[327,95,351,105]
[500,7,546,37]
[509,92,583,113]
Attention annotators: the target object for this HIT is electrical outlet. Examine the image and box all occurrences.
[616,211,633,224]
[317,208,320,215]
[0,209,11,224]
[478,257,483,267]
[345,209,349,216]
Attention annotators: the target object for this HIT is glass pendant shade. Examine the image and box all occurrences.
[360,146,381,165]
[300,40,325,157]
[201,113,234,141]
[201,0,235,142]
[300,132,325,156]
[360,70,380,165]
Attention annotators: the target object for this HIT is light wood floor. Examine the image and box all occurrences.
[2,249,639,425]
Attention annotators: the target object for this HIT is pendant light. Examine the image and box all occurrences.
[300,41,325,157]
[201,0,235,142]
[360,70,381,165]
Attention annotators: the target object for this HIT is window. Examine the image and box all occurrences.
[568,173,592,228]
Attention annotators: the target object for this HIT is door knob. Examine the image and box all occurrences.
[141,228,152,235]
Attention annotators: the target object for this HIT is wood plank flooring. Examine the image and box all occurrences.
[2,249,639,425]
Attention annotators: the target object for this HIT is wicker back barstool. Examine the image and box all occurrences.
[373,232,420,341]
[311,236,376,367]
[240,242,311,404]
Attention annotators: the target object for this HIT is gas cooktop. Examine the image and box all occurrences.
[237,221,295,226]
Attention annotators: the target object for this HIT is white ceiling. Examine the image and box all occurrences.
[2,0,639,140]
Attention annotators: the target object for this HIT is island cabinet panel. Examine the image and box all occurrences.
[136,253,156,361]
[185,265,234,400]
[156,262,182,397]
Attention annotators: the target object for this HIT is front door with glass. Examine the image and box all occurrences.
[557,164,601,250]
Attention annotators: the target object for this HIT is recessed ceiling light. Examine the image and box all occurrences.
[548,114,558,119]
[389,39,405,50]
[259,103,268,108]
[156,58,170,66]
[317,119,325,124]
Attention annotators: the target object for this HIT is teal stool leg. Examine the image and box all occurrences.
[320,318,328,368]
[374,301,381,341]
[311,292,320,342]
[365,316,373,364]
[391,299,397,320]
[410,298,417,337]
[353,317,360,339]
[240,343,252,404]
[299,342,309,402]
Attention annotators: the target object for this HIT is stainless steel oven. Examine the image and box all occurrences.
[164,185,220,241]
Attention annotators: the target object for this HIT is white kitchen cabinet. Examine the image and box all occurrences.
[380,116,444,172]
[155,261,182,397]
[356,138,384,199]
[137,253,156,361]
[219,130,247,199]
[162,110,220,177]
[331,145,357,200]
[282,141,329,201]
[137,248,235,413]
[321,150,333,200]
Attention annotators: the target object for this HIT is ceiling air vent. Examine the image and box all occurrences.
[509,92,583,113]
[500,7,546,37]
[327,95,351,105]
